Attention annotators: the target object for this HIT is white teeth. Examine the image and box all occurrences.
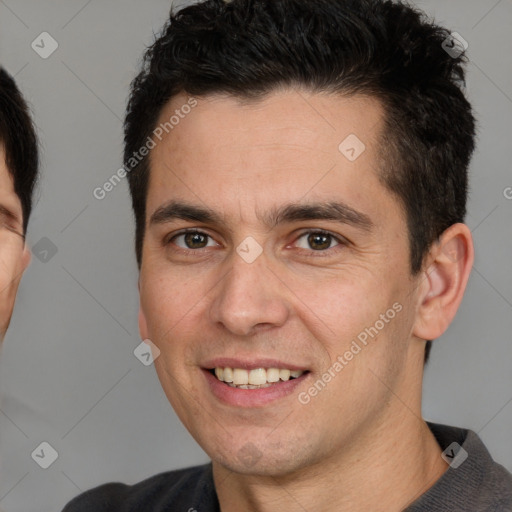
[248,368,267,385]
[279,369,291,381]
[266,368,280,382]
[233,368,249,385]
[212,367,306,387]
[223,367,233,382]
[228,383,274,389]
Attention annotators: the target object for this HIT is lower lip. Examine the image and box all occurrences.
[202,369,310,407]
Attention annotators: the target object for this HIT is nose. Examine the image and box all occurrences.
[208,250,290,337]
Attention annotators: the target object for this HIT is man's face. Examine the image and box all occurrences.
[0,146,29,342]
[139,90,427,475]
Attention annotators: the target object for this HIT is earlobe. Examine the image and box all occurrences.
[413,223,474,341]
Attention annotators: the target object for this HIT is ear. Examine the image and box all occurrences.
[137,277,150,341]
[21,243,31,271]
[413,223,474,341]
[138,304,149,341]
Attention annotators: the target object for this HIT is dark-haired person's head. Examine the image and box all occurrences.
[68,0,491,509]
[125,0,476,368]
[0,68,38,342]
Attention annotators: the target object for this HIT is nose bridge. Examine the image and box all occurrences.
[209,248,289,336]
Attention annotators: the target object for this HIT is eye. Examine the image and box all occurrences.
[169,230,218,250]
[294,230,344,252]
[165,228,346,256]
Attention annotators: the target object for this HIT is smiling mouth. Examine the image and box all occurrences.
[208,367,310,389]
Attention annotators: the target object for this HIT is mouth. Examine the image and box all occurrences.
[207,367,310,389]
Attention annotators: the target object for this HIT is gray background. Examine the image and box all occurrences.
[0,1,511,511]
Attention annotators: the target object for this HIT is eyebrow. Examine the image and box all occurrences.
[150,199,374,232]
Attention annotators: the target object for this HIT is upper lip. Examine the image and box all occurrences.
[202,357,309,372]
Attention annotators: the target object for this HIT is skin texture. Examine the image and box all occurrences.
[0,146,30,343]
[138,89,474,512]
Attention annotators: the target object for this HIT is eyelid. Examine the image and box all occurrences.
[165,227,348,255]
[291,229,348,252]
[166,228,220,249]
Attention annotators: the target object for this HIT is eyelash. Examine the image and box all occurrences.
[165,228,347,257]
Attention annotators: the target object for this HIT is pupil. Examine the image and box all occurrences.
[308,233,330,250]
[185,232,206,248]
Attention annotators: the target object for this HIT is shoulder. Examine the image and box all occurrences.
[407,423,512,511]
[61,463,216,512]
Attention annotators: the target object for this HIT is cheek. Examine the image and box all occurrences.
[140,271,191,337]
[140,266,213,366]
[305,271,409,368]
[298,271,383,334]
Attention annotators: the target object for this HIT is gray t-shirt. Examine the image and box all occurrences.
[62,422,512,511]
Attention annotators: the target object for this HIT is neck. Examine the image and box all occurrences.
[212,410,447,512]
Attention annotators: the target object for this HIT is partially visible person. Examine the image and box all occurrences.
[63,0,512,511]
[0,67,38,343]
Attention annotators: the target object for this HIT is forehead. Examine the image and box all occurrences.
[146,89,400,230]
[154,89,383,159]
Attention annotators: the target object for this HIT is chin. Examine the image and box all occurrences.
[219,458,292,477]
[210,444,307,477]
